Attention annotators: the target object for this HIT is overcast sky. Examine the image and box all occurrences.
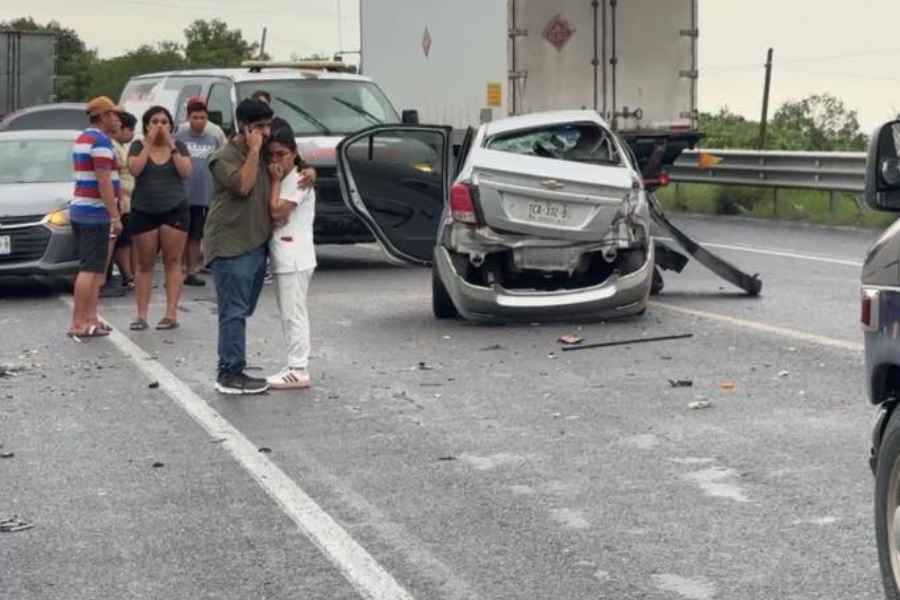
[4,1,900,131]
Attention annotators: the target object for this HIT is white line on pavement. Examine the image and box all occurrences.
[650,302,864,353]
[61,299,415,600]
[654,237,864,267]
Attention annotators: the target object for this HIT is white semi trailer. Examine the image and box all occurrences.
[360,0,700,170]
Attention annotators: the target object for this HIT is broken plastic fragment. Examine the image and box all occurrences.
[558,335,584,345]
[720,381,737,392]
[688,401,713,410]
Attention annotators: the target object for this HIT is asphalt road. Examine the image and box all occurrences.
[0,215,887,599]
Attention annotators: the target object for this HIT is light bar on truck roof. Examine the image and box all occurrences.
[241,60,357,74]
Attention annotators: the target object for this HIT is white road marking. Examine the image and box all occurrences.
[651,302,864,353]
[62,300,415,600]
[655,237,864,267]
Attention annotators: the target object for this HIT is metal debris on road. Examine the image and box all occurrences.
[688,401,713,410]
[558,335,584,345]
[480,344,505,351]
[1,452,14,459]
[258,447,272,454]
[0,517,33,533]
[418,362,434,371]
[148,381,160,389]
[668,379,693,388]
[561,334,694,352]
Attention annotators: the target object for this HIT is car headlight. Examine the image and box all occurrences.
[44,209,70,227]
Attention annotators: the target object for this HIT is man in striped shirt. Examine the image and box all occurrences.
[68,96,124,339]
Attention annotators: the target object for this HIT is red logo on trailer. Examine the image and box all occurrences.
[422,27,432,58]
[544,15,575,51]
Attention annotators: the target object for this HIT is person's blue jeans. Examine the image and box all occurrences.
[211,244,267,378]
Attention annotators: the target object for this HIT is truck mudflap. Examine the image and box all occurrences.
[648,193,763,296]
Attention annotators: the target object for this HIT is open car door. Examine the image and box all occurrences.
[337,125,453,266]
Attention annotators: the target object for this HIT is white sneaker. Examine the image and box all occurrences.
[266,368,311,390]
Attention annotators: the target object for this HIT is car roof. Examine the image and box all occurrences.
[5,103,86,114]
[129,68,373,84]
[483,110,611,137]
[0,129,81,141]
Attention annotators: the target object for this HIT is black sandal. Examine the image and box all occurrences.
[130,319,149,331]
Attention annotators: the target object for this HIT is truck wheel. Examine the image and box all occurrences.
[875,407,900,600]
[650,266,664,296]
[432,268,458,319]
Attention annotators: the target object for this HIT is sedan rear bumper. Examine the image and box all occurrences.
[434,243,653,322]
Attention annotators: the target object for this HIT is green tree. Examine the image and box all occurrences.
[698,108,761,149]
[771,93,868,151]
[183,19,258,67]
[0,16,97,101]
[87,43,185,101]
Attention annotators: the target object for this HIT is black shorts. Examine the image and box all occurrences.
[71,221,111,274]
[188,206,208,241]
[129,205,190,236]
[114,213,132,248]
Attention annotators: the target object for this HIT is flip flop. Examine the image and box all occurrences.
[130,319,149,331]
[67,325,110,340]
[97,320,113,332]
[156,318,179,330]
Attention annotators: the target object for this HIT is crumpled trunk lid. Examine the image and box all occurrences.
[471,149,635,242]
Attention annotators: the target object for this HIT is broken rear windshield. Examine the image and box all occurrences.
[485,122,624,166]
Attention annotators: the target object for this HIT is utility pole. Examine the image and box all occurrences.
[759,47,774,150]
[259,27,268,59]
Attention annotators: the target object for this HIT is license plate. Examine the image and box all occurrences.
[514,246,582,271]
[527,200,571,225]
[0,235,9,256]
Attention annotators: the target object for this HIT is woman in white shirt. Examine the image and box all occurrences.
[265,120,316,389]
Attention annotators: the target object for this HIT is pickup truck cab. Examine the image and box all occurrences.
[119,61,407,245]
[862,118,900,599]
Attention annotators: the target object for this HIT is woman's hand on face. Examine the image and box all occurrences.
[268,161,284,180]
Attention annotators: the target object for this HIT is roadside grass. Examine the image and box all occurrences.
[657,183,898,229]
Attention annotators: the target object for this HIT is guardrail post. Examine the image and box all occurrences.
[773,188,778,217]
[828,191,837,219]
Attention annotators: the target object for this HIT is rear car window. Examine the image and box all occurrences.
[485,122,623,166]
[0,139,73,184]
[121,78,164,104]
[2,110,87,132]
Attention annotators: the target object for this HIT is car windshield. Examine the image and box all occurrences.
[237,79,400,136]
[485,122,624,166]
[0,140,73,184]
[2,109,87,132]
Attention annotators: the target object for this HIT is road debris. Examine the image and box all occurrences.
[668,379,693,388]
[720,381,737,392]
[562,333,693,352]
[417,362,434,371]
[148,381,160,389]
[1,452,14,459]
[437,456,457,461]
[778,370,790,378]
[0,517,33,533]
[258,447,272,454]
[689,401,713,410]
[480,344,505,352]
[558,335,584,345]
[152,462,164,468]
[0,363,27,377]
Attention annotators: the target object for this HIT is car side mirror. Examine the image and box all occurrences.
[865,120,900,211]
[402,110,419,125]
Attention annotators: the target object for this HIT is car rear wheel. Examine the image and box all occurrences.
[432,268,458,319]
[875,406,900,599]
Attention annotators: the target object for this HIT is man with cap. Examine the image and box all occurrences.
[176,97,222,287]
[68,96,124,339]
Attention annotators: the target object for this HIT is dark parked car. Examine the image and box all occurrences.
[0,103,88,132]
[0,130,80,277]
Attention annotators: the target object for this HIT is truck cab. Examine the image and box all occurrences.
[119,61,404,244]
[861,119,900,599]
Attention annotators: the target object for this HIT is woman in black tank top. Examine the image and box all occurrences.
[127,105,193,332]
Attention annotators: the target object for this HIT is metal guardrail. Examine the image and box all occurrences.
[669,149,866,193]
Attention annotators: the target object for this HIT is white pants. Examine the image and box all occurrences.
[274,268,314,370]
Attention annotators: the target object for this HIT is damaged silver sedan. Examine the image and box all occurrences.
[336,111,658,321]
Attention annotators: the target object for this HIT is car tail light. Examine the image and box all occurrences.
[642,172,670,188]
[862,289,880,332]
[450,182,478,224]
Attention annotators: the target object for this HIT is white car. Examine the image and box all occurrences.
[337,110,655,322]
